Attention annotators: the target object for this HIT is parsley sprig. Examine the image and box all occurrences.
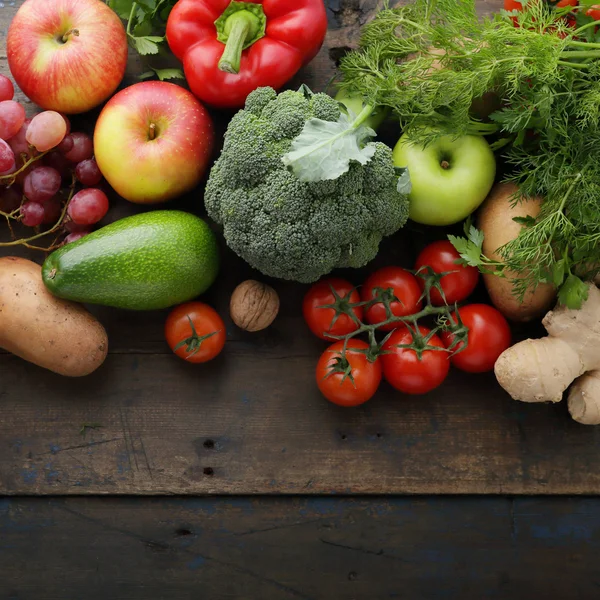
[106,0,184,80]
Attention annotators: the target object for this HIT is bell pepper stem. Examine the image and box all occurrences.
[218,11,259,74]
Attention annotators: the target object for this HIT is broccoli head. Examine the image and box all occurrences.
[204,87,409,283]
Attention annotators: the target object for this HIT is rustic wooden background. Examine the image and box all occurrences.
[3,0,600,597]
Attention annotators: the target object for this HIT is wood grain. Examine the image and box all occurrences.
[2,496,600,599]
[6,0,598,497]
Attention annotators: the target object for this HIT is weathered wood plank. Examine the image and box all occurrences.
[3,341,599,495]
[2,496,600,599]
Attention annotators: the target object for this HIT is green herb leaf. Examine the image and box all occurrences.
[150,67,185,81]
[448,232,483,267]
[136,0,158,12]
[159,2,174,21]
[512,215,536,227]
[131,35,164,55]
[467,225,484,250]
[282,113,376,182]
[108,0,135,19]
[551,259,567,288]
[133,19,152,37]
[558,274,589,309]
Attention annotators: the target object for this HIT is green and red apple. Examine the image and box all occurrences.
[7,0,128,115]
[393,133,496,226]
[94,81,215,205]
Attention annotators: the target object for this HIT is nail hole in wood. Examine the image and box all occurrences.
[376,433,382,438]
[203,467,214,476]
[340,434,347,441]
[175,528,192,537]
[203,439,215,449]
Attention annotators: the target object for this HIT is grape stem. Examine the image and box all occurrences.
[0,150,49,187]
[0,175,76,250]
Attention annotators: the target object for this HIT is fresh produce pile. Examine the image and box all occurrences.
[4,0,600,427]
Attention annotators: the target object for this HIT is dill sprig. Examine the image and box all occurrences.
[339,0,600,308]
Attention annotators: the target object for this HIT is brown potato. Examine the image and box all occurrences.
[478,183,556,322]
[0,256,108,376]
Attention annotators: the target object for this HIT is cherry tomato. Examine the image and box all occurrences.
[381,325,450,395]
[165,302,226,363]
[440,304,511,374]
[585,3,600,20]
[361,267,423,331]
[316,339,382,407]
[414,241,480,306]
[303,278,363,341]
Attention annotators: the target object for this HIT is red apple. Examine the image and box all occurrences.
[7,0,128,115]
[93,81,214,204]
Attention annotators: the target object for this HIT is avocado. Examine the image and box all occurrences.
[42,211,219,310]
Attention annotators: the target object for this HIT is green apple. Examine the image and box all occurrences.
[334,90,388,131]
[393,133,496,226]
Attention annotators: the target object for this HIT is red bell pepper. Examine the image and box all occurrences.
[166,0,328,109]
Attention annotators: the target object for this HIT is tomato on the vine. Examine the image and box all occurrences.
[303,278,363,341]
[440,304,511,374]
[361,266,423,331]
[316,339,382,407]
[414,240,479,306]
[165,302,226,363]
[381,325,450,395]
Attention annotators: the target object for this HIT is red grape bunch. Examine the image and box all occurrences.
[0,74,109,250]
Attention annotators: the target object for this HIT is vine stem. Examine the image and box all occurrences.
[0,176,76,248]
[326,301,452,358]
[0,150,49,186]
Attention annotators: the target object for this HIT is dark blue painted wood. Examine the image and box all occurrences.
[1,496,599,599]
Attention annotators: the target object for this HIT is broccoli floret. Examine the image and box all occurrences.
[204,87,409,283]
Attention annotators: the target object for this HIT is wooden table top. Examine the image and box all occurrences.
[2,0,600,499]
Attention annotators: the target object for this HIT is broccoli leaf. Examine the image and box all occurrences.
[395,167,412,195]
[282,113,376,182]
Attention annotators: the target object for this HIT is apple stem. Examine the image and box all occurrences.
[148,123,157,141]
[62,28,79,43]
[440,160,450,169]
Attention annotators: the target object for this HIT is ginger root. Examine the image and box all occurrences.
[494,283,600,422]
[568,371,600,425]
